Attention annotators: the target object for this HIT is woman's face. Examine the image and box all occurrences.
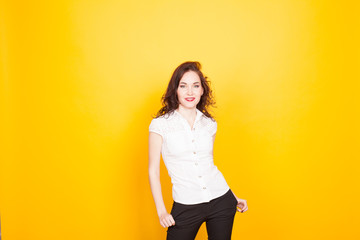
[176,71,204,110]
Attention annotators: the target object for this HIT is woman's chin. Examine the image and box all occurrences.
[181,104,197,109]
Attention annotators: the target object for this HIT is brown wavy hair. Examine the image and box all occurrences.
[154,61,216,120]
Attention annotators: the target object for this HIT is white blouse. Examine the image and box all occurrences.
[149,108,230,205]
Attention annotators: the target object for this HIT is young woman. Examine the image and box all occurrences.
[148,61,248,240]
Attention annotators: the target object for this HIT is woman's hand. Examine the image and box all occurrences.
[159,212,176,228]
[231,190,248,213]
[235,197,248,213]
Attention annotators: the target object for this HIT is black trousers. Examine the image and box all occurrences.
[166,189,237,240]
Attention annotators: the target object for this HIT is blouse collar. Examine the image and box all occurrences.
[173,108,204,131]
[173,108,203,120]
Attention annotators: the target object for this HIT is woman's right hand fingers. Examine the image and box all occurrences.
[169,215,175,226]
[160,213,175,228]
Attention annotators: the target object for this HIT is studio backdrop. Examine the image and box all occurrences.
[0,0,359,239]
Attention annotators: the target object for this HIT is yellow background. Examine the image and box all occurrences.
[1,0,359,239]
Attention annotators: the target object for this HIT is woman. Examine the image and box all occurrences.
[148,61,248,240]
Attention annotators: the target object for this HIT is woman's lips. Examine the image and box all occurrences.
[185,97,195,102]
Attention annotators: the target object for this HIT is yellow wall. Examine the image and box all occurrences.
[1,0,359,239]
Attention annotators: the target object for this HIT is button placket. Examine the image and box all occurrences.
[199,175,206,191]
[175,109,211,199]
[191,124,204,191]
[191,124,197,164]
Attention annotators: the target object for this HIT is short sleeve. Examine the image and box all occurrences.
[149,118,164,138]
[209,120,217,136]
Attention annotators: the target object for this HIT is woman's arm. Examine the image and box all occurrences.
[148,132,175,228]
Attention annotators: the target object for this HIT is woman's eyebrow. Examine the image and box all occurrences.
[179,82,201,84]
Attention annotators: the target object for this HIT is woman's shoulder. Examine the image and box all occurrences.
[200,115,217,135]
[202,114,217,124]
[149,116,166,136]
[149,112,174,126]
[149,116,164,127]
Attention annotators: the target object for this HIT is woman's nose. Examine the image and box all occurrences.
[187,87,193,94]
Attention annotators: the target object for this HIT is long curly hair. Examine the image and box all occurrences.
[153,61,216,120]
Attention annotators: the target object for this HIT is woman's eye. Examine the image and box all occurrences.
[195,85,200,88]
[180,85,185,88]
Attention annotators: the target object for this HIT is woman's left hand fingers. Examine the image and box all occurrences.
[240,206,248,212]
[236,199,248,212]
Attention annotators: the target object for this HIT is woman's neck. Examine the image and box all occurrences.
[176,106,197,121]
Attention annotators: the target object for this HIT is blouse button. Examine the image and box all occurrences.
[193,151,196,154]
[198,175,202,178]
[203,187,206,189]
[192,139,195,143]
[195,162,198,166]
